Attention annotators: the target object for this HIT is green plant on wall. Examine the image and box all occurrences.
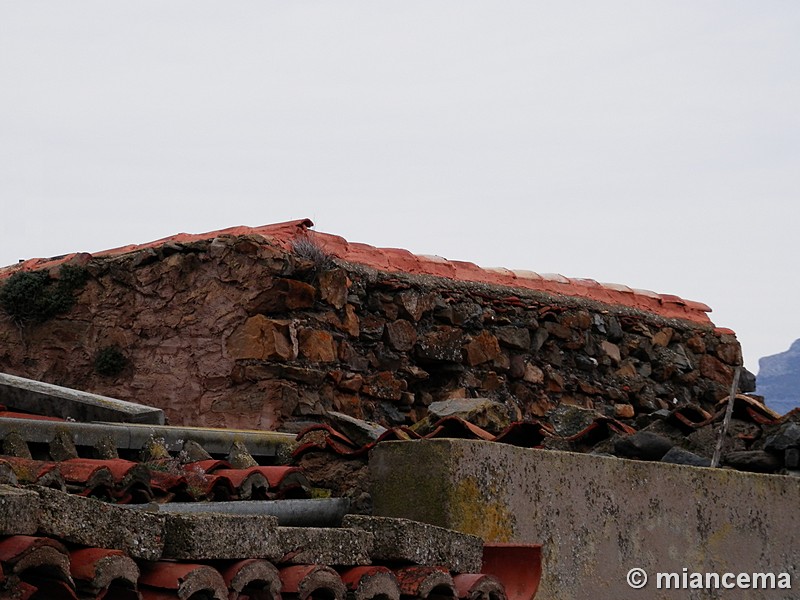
[0,265,88,324]
[94,345,128,377]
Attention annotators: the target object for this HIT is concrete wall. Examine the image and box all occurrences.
[370,439,799,600]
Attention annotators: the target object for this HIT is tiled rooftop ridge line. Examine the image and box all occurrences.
[2,218,715,325]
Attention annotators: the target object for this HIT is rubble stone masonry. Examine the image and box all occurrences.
[0,229,745,430]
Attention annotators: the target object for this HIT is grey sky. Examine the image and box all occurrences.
[1,2,798,374]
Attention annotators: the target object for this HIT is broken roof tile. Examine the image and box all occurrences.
[279,565,346,600]
[221,558,281,599]
[425,417,496,442]
[138,562,227,600]
[0,535,73,589]
[2,457,65,490]
[453,573,507,600]
[69,547,139,597]
[341,566,400,600]
[492,422,555,448]
[394,566,455,600]
[481,543,542,600]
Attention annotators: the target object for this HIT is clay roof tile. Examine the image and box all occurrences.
[0,219,717,324]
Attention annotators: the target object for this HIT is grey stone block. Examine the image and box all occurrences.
[786,448,800,469]
[0,485,40,535]
[371,439,800,600]
[766,423,800,452]
[275,527,373,566]
[34,486,165,560]
[342,514,483,573]
[660,446,711,467]
[163,513,279,560]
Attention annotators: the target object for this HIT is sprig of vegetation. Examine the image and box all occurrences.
[0,264,88,324]
[94,345,128,376]
[290,235,335,281]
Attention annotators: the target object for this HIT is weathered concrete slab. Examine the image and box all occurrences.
[275,527,373,566]
[35,486,166,560]
[0,485,40,535]
[0,417,294,459]
[371,439,800,600]
[163,513,279,560]
[342,514,483,573]
[0,372,165,424]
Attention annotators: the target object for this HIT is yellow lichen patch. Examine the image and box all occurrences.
[450,475,515,542]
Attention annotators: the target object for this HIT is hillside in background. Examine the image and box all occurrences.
[758,340,800,414]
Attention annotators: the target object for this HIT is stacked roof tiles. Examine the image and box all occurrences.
[1,218,713,325]
[0,479,520,600]
[0,376,539,600]
[293,394,784,458]
[291,393,793,492]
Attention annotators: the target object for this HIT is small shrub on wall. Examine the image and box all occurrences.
[0,265,88,325]
[94,345,129,377]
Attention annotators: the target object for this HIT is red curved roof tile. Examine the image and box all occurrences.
[139,561,227,599]
[1,218,716,324]
[222,558,281,598]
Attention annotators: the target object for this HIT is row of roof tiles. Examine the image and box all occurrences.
[293,394,784,459]
[0,405,538,598]
[0,479,541,599]
[1,395,781,498]
[293,417,631,457]
[1,218,716,324]
[0,453,306,504]
[0,533,514,600]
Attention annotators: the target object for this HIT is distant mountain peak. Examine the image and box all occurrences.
[757,341,800,414]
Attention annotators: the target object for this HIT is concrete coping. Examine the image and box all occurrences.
[1,485,371,565]
[0,417,295,458]
[0,372,165,424]
[343,514,484,574]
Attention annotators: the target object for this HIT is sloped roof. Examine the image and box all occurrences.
[2,218,717,325]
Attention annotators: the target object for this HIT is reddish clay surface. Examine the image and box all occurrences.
[1,218,713,324]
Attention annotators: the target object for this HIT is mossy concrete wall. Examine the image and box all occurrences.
[370,439,799,600]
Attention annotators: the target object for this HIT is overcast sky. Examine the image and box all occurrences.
[1,2,798,375]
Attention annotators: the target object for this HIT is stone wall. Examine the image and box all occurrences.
[0,232,746,430]
[370,439,799,600]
